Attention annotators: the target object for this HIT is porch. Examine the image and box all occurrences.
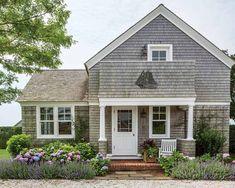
[97,98,196,158]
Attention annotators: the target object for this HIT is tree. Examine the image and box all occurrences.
[224,50,235,118]
[0,0,74,104]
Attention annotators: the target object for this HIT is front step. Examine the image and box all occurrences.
[110,160,162,171]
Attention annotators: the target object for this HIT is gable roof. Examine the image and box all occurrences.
[17,70,88,102]
[84,4,234,70]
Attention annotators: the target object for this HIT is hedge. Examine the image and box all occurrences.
[0,127,22,149]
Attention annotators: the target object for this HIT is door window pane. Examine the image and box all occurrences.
[118,110,132,132]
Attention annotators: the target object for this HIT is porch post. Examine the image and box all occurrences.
[99,105,106,141]
[187,105,194,140]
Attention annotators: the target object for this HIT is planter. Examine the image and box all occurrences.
[143,151,156,163]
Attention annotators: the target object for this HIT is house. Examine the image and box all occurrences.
[17,4,234,158]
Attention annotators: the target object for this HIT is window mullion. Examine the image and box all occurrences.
[54,107,58,137]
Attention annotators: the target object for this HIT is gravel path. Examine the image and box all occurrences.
[0,180,235,188]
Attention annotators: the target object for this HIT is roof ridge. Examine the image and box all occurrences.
[41,69,86,71]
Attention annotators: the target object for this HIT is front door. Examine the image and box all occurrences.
[112,106,137,155]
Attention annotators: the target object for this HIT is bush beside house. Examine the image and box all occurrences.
[0,127,22,149]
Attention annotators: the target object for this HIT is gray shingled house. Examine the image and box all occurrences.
[17,4,234,158]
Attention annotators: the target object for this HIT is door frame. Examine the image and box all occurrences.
[111,106,138,156]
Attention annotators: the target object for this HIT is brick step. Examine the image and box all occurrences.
[110,160,162,171]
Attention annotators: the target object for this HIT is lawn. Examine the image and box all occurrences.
[0,149,10,160]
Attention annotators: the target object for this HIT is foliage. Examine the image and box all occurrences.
[158,151,187,176]
[74,115,89,143]
[194,115,226,156]
[0,0,74,104]
[0,127,22,149]
[6,134,31,156]
[171,159,230,180]
[198,128,225,157]
[141,139,158,157]
[75,143,96,161]
[0,160,95,179]
[90,153,110,176]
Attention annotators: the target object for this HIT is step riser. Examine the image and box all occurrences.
[110,167,162,171]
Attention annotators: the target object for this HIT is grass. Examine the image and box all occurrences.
[0,149,10,160]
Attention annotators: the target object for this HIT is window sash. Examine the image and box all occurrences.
[37,106,74,138]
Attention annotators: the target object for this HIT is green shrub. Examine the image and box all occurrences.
[90,153,110,176]
[0,160,95,179]
[158,151,187,176]
[171,160,204,179]
[198,128,226,156]
[0,127,22,149]
[194,115,226,156]
[6,134,32,157]
[75,143,96,160]
[171,159,229,180]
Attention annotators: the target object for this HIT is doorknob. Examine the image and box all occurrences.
[133,134,135,136]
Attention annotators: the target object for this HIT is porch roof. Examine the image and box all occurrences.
[98,61,196,98]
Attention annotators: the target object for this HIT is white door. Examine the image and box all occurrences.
[112,106,137,155]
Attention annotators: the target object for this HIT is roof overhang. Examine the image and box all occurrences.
[84,4,234,70]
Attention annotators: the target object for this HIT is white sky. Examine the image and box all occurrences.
[0,0,235,126]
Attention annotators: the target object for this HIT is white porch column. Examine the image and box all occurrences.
[99,105,107,141]
[187,105,194,140]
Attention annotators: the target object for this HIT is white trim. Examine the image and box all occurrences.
[99,105,107,141]
[187,105,194,140]
[21,101,88,106]
[99,98,195,106]
[147,44,173,61]
[85,4,234,70]
[149,106,170,138]
[106,154,142,160]
[36,104,75,139]
[89,102,100,106]
[195,102,230,106]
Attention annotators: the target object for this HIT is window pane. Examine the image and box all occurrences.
[152,51,159,61]
[153,107,159,113]
[65,107,71,114]
[153,113,159,120]
[58,114,64,120]
[152,121,166,134]
[59,122,72,134]
[40,107,53,120]
[160,51,166,60]
[41,122,54,135]
[118,110,132,132]
[160,114,166,120]
[47,108,53,114]
[65,114,71,120]
[40,108,46,114]
[40,115,45,120]
[58,107,64,114]
[160,106,166,112]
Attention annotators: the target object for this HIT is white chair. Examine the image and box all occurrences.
[159,139,177,158]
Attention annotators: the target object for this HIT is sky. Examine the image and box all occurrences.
[0,0,235,126]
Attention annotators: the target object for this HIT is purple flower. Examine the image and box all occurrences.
[68,152,73,157]
[15,155,22,160]
[24,153,31,158]
[19,157,25,162]
[51,153,56,157]
[23,158,29,162]
[47,160,53,165]
[29,158,33,163]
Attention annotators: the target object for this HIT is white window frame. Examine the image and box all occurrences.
[36,104,75,139]
[149,106,170,138]
[147,44,173,61]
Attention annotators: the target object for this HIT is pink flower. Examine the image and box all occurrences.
[67,157,71,161]
[68,153,73,157]
[76,155,80,160]
[223,153,230,158]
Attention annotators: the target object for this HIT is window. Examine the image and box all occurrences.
[58,107,72,135]
[40,107,54,135]
[37,106,74,138]
[149,106,170,138]
[117,110,132,132]
[147,44,173,61]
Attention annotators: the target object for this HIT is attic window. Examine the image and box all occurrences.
[147,44,173,61]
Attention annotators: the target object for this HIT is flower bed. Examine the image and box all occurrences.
[159,152,235,180]
[0,141,110,179]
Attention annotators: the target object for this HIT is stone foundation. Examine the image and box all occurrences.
[177,139,196,157]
